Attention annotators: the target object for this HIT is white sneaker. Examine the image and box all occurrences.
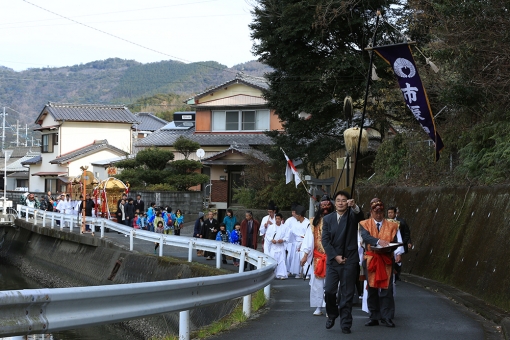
[295,274,301,279]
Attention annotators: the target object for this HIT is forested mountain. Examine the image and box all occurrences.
[0,58,272,126]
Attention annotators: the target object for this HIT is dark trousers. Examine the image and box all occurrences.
[367,274,395,320]
[244,242,256,271]
[324,261,357,329]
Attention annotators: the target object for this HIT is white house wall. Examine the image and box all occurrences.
[59,122,132,155]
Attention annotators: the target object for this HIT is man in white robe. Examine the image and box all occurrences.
[260,201,277,252]
[265,213,289,279]
[288,205,309,278]
[301,196,334,315]
[285,204,298,272]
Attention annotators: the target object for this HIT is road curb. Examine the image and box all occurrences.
[403,274,509,338]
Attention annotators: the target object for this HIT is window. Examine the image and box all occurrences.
[41,134,54,153]
[16,179,28,188]
[45,178,57,193]
[212,110,270,131]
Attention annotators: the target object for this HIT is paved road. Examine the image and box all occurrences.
[212,276,501,340]
[34,218,505,339]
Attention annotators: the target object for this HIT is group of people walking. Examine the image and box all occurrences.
[304,192,412,335]
[197,193,412,335]
[115,193,185,237]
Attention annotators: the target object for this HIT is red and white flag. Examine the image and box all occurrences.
[283,150,301,187]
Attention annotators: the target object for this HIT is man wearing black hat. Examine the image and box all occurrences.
[359,198,404,328]
[322,191,364,334]
[260,201,277,253]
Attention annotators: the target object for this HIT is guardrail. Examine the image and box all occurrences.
[0,205,276,339]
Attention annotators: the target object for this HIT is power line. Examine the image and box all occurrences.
[0,13,250,30]
[1,0,221,26]
[20,0,237,75]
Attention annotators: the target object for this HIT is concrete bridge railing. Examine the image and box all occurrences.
[0,205,276,339]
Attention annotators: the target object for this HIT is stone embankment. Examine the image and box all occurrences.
[0,220,236,339]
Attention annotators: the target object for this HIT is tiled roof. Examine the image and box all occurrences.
[202,145,269,163]
[0,146,39,158]
[1,153,41,172]
[187,73,269,103]
[90,154,135,166]
[134,112,168,132]
[134,126,273,147]
[36,102,138,124]
[49,140,128,164]
[21,155,42,165]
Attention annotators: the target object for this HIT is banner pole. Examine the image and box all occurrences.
[350,10,381,200]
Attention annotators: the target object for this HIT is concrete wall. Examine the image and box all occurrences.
[357,185,510,312]
[131,190,203,214]
[0,221,237,339]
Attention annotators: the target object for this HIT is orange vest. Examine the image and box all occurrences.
[309,217,326,279]
[359,218,399,289]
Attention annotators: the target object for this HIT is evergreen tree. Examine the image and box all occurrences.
[250,0,405,177]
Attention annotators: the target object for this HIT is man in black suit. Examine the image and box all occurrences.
[387,207,411,280]
[201,211,219,260]
[133,194,145,214]
[322,191,364,334]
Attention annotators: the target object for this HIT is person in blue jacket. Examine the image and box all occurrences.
[216,223,231,264]
[222,209,237,233]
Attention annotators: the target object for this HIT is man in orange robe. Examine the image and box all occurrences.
[359,198,404,328]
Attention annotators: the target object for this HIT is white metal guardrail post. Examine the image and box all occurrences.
[42,211,46,227]
[188,240,193,262]
[216,244,221,269]
[159,234,164,257]
[239,250,251,317]
[59,213,64,230]
[33,210,37,225]
[50,212,55,228]
[260,257,271,300]
[100,220,105,238]
[179,310,190,340]
[129,229,134,251]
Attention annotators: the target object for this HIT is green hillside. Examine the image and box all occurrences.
[0,58,271,127]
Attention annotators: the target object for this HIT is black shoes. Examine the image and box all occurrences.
[342,327,351,334]
[372,318,395,327]
[384,319,395,327]
[365,319,379,326]
[325,318,335,329]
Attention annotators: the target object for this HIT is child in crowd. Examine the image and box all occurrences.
[215,223,231,264]
[230,222,242,267]
[173,209,184,236]
[164,209,173,235]
[133,210,139,228]
[137,212,147,230]
[147,211,155,232]
[154,221,164,254]
[153,211,164,233]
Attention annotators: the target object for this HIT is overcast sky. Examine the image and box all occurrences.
[1,0,257,71]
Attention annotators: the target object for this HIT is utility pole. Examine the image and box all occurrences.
[1,107,6,150]
[25,124,28,147]
[16,120,19,147]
